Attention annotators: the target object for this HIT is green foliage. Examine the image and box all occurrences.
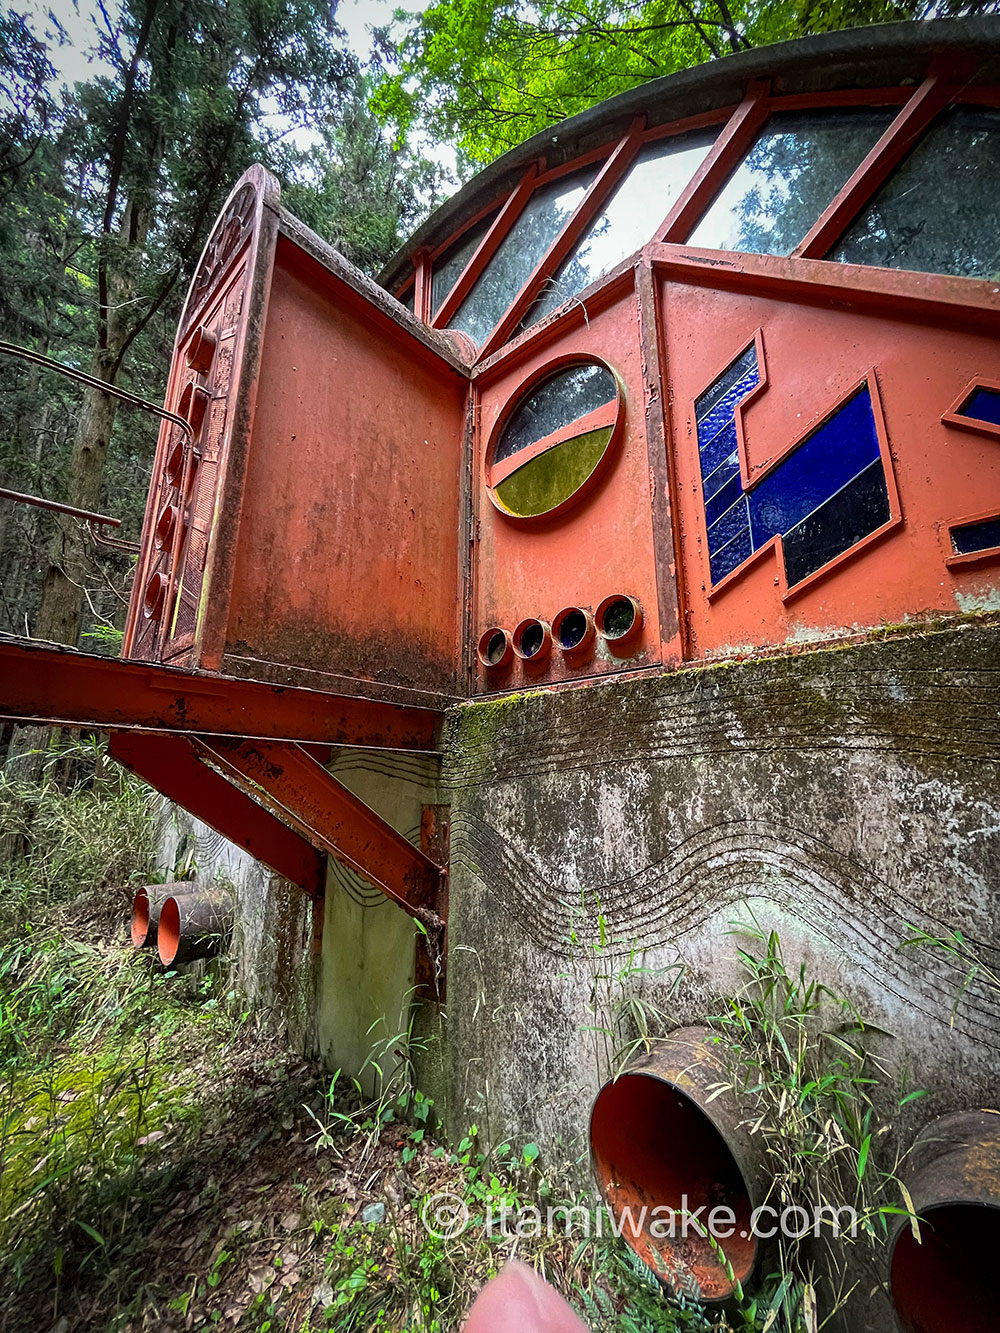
[707,915,924,1330]
[0,0,436,646]
[372,0,996,165]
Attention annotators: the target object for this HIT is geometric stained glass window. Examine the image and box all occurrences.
[696,344,892,589]
[951,516,1000,556]
[831,107,1000,279]
[956,386,1000,429]
[488,362,619,519]
[687,108,895,257]
[519,131,715,330]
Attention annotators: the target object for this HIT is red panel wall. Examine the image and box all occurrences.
[224,237,469,697]
[658,276,1000,660]
[472,294,662,691]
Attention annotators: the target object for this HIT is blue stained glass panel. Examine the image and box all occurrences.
[748,389,881,548]
[951,517,1000,556]
[959,387,1000,428]
[693,344,892,588]
[697,367,760,447]
[703,450,741,502]
[707,494,751,551]
[705,472,746,528]
[711,528,753,584]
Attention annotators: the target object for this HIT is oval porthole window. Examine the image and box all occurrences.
[487,360,622,519]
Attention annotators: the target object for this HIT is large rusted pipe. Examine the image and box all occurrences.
[157,889,233,966]
[589,1025,765,1302]
[130,882,196,948]
[889,1109,1000,1333]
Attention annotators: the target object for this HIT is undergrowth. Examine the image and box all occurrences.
[0,742,928,1332]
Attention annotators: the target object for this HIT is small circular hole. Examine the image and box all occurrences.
[600,596,637,639]
[142,572,167,621]
[477,627,513,671]
[513,618,551,663]
[559,610,586,648]
[185,325,217,373]
[154,504,177,551]
[553,606,594,656]
[164,439,185,485]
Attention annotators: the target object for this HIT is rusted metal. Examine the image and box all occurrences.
[108,731,326,898]
[590,1026,765,1302]
[0,340,193,441]
[0,639,442,750]
[157,887,233,966]
[194,738,446,921]
[889,1110,1000,1333]
[0,486,141,554]
[131,881,195,948]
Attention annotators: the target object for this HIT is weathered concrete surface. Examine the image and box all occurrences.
[441,619,1000,1322]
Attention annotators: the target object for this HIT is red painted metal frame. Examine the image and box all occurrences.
[689,331,902,602]
[0,639,441,749]
[944,509,1000,567]
[432,164,540,330]
[196,738,445,918]
[943,508,1000,569]
[479,117,647,358]
[942,377,1000,441]
[109,731,325,897]
[411,246,433,322]
[655,81,771,244]
[635,258,686,665]
[647,244,1000,330]
[793,77,953,259]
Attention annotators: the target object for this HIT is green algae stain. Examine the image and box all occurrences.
[494,427,611,517]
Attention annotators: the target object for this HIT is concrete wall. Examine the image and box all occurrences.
[156,751,442,1095]
[441,618,1000,1167]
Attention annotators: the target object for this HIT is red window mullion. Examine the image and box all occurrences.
[431,164,541,330]
[654,79,771,245]
[792,75,954,261]
[477,115,647,358]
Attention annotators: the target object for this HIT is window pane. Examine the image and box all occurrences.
[496,363,617,464]
[521,131,715,330]
[431,210,498,317]
[687,109,895,257]
[399,286,415,313]
[448,166,597,345]
[830,106,1000,279]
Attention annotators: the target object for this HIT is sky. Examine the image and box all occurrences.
[21,0,428,79]
[17,0,458,198]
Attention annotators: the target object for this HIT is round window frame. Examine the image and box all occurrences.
[484,354,625,522]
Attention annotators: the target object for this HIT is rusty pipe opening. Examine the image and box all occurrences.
[157,888,233,966]
[131,882,196,949]
[590,1026,761,1302]
[889,1110,1000,1333]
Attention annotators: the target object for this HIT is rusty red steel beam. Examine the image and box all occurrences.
[196,737,445,920]
[109,731,325,898]
[0,638,442,750]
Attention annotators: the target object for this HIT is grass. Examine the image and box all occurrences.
[0,743,928,1332]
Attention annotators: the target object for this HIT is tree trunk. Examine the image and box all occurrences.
[33,347,121,646]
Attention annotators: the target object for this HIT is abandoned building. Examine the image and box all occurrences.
[4,16,1000,1332]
